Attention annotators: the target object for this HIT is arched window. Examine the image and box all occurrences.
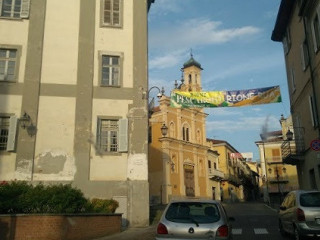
[188,74,192,84]
[182,123,190,142]
[169,122,175,138]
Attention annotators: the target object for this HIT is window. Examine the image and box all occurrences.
[311,8,320,53]
[182,124,190,141]
[99,52,123,87]
[101,55,120,86]
[283,28,291,55]
[101,0,122,27]
[0,48,17,82]
[300,40,309,71]
[0,115,17,151]
[309,95,319,127]
[96,118,127,154]
[0,0,30,19]
[0,116,9,150]
[208,160,211,169]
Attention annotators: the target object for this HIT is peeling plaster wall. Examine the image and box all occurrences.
[127,154,148,180]
[33,149,75,181]
[34,97,76,180]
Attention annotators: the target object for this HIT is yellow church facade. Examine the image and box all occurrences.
[148,56,211,204]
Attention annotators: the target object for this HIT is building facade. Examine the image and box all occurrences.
[256,115,299,204]
[207,139,255,202]
[148,56,212,204]
[207,148,224,201]
[272,0,320,190]
[0,0,153,227]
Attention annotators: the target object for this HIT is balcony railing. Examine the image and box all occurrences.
[208,168,224,180]
[268,176,289,184]
[265,156,282,164]
[281,139,304,165]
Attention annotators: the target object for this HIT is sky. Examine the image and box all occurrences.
[147,0,290,161]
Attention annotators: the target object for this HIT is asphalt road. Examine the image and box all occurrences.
[95,201,286,240]
[224,202,285,240]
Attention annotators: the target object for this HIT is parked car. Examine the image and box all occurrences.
[156,199,234,240]
[278,190,320,240]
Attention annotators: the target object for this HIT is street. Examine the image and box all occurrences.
[224,202,283,240]
[96,201,286,240]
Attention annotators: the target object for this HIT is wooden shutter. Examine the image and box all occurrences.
[6,116,17,151]
[118,118,128,152]
[20,0,30,18]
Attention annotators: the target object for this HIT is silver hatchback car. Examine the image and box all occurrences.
[156,199,234,240]
[278,190,320,240]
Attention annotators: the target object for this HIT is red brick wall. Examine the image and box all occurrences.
[0,214,122,240]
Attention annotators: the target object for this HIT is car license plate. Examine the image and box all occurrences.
[316,218,320,225]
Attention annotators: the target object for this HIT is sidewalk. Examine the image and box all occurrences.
[93,225,157,240]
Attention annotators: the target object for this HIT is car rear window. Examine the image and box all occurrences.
[300,192,320,207]
[165,202,220,224]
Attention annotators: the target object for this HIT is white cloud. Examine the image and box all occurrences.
[149,50,186,70]
[149,18,261,51]
[204,52,284,82]
[206,115,280,133]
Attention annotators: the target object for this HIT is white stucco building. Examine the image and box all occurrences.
[0,0,153,227]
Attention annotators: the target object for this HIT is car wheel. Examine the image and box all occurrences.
[279,220,287,237]
[294,227,304,240]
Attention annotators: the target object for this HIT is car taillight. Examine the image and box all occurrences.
[157,223,168,234]
[297,208,305,222]
[216,225,229,237]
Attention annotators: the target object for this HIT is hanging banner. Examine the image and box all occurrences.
[170,85,281,108]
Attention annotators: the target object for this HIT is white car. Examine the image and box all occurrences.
[156,199,234,240]
[278,190,320,240]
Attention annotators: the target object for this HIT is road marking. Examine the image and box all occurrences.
[254,228,268,234]
[232,229,242,235]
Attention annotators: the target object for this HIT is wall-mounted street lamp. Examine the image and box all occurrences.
[148,86,165,100]
[161,123,168,137]
[19,112,31,129]
[19,112,37,137]
[286,129,294,141]
[147,86,165,116]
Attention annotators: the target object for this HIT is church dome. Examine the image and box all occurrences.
[182,55,203,70]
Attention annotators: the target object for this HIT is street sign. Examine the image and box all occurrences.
[310,139,320,151]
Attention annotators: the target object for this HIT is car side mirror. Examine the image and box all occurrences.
[279,206,286,211]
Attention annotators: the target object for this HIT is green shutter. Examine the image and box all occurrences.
[20,0,30,18]
[118,118,128,152]
[6,116,17,151]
